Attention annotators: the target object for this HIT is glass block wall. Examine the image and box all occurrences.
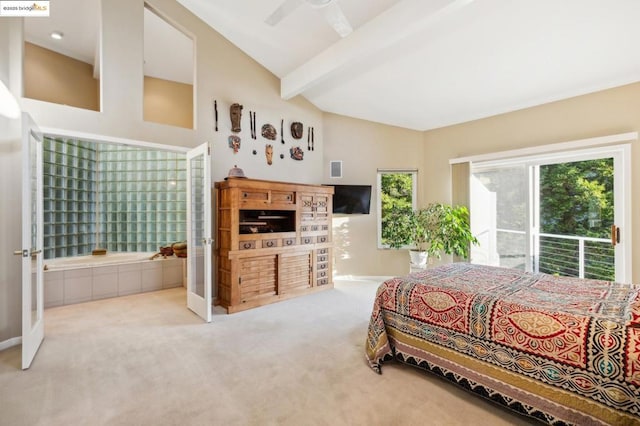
[43,138,97,258]
[98,144,187,252]
[43,137,187,259]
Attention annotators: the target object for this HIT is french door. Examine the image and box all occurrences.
[470,145,630,283]
[186,142,212,322]
[20,113,44,369]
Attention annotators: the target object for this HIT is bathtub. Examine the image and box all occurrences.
[44,252,186,308]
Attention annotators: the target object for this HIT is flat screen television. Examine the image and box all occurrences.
[330,184,372,214]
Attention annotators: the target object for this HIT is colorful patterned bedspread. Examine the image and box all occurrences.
[366,263,640,425]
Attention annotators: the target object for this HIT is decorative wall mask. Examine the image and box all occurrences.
[230,103,243,133]
[228,135,241,153]
[291,122,303,139]
[262,123,277,140]
[265,144,274,165]
[290,146,304,161]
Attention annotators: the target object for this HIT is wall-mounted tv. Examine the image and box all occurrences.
[330,184,372,214]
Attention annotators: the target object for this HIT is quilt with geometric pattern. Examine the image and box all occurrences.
[366,263,640,425]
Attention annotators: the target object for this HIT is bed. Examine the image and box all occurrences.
[365,263,640,425]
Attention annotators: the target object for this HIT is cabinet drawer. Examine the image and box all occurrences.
[241,190,269,202]
[317,262,329,271]
[261,239,278,249]
[239,241,256,250]
[301,236,315,245]
[317,235,329,243]
[282,238,296,247]
[317,248,329,255]
[317,269,329,279]
[317,254,328,262]
[317,278,329,286]
[271,191,295,204]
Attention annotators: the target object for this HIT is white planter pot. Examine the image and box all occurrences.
[409,250,428,267]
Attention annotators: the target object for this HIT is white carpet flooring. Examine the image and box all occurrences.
[0,278,536,425]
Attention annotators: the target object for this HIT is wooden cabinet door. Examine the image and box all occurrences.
[300,193,330,222]
[238,255,277,302]
[313,194,330,221]
[279,251,312,294]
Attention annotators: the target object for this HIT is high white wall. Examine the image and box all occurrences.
[0,0,325,344]
[18,0,324,183]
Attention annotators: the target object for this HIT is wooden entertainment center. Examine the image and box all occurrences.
[214,178,334,313]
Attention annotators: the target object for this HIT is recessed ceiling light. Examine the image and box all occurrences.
[50,31,63,40]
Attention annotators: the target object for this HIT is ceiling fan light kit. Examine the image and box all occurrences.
[266,0,352,38]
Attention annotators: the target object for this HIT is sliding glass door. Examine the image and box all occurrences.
[470,145,629,283]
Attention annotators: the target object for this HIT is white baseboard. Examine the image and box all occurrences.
[334,275,393,282]
[0,336,21,351]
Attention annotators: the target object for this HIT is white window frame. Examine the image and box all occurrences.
[377,169,418,249]
[460,133,634,283]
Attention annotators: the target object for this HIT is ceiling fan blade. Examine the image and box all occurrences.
[318,1,352,37]
[265,0,304,26]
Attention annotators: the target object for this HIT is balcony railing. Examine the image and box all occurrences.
[495,229,614,281]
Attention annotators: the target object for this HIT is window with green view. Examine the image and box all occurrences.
[378,170,417,248]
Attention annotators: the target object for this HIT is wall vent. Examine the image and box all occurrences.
[329,160,342,178]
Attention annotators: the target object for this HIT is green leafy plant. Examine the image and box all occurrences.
[384,203,478,259]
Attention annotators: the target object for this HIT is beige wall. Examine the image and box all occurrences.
[327,83,640,280]
[15,0,324,183]
[23,43,194,129]
[24,42,99,111]
[422,82,640,283]
[143,76,193,129]
[0,0,324,343]
[323,113,424,276]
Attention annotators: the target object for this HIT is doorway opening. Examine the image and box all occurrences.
[40,130,190,308]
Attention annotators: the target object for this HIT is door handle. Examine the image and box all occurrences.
[16,249,41,257]
[611,225,620,246]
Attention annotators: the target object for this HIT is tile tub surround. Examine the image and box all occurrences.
[44,253,185,308]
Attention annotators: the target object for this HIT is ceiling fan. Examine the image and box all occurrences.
[265,0,353,37]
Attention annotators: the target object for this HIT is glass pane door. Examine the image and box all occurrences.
[186,143,212,322]
[471,164,529,271]
[21,113,44,369]
[471,146,628,282]
[538,158,615,280]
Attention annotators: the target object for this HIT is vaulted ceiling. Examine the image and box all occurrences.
[24,0,640,131]
[177,0,640,130]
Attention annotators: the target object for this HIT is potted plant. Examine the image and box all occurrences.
[383,202,478,268]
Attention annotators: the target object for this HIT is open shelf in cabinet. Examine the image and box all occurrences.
[239,209,296,234]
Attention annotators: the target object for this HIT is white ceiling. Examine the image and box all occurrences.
[23,0,640,131]
[177,0,640,131]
